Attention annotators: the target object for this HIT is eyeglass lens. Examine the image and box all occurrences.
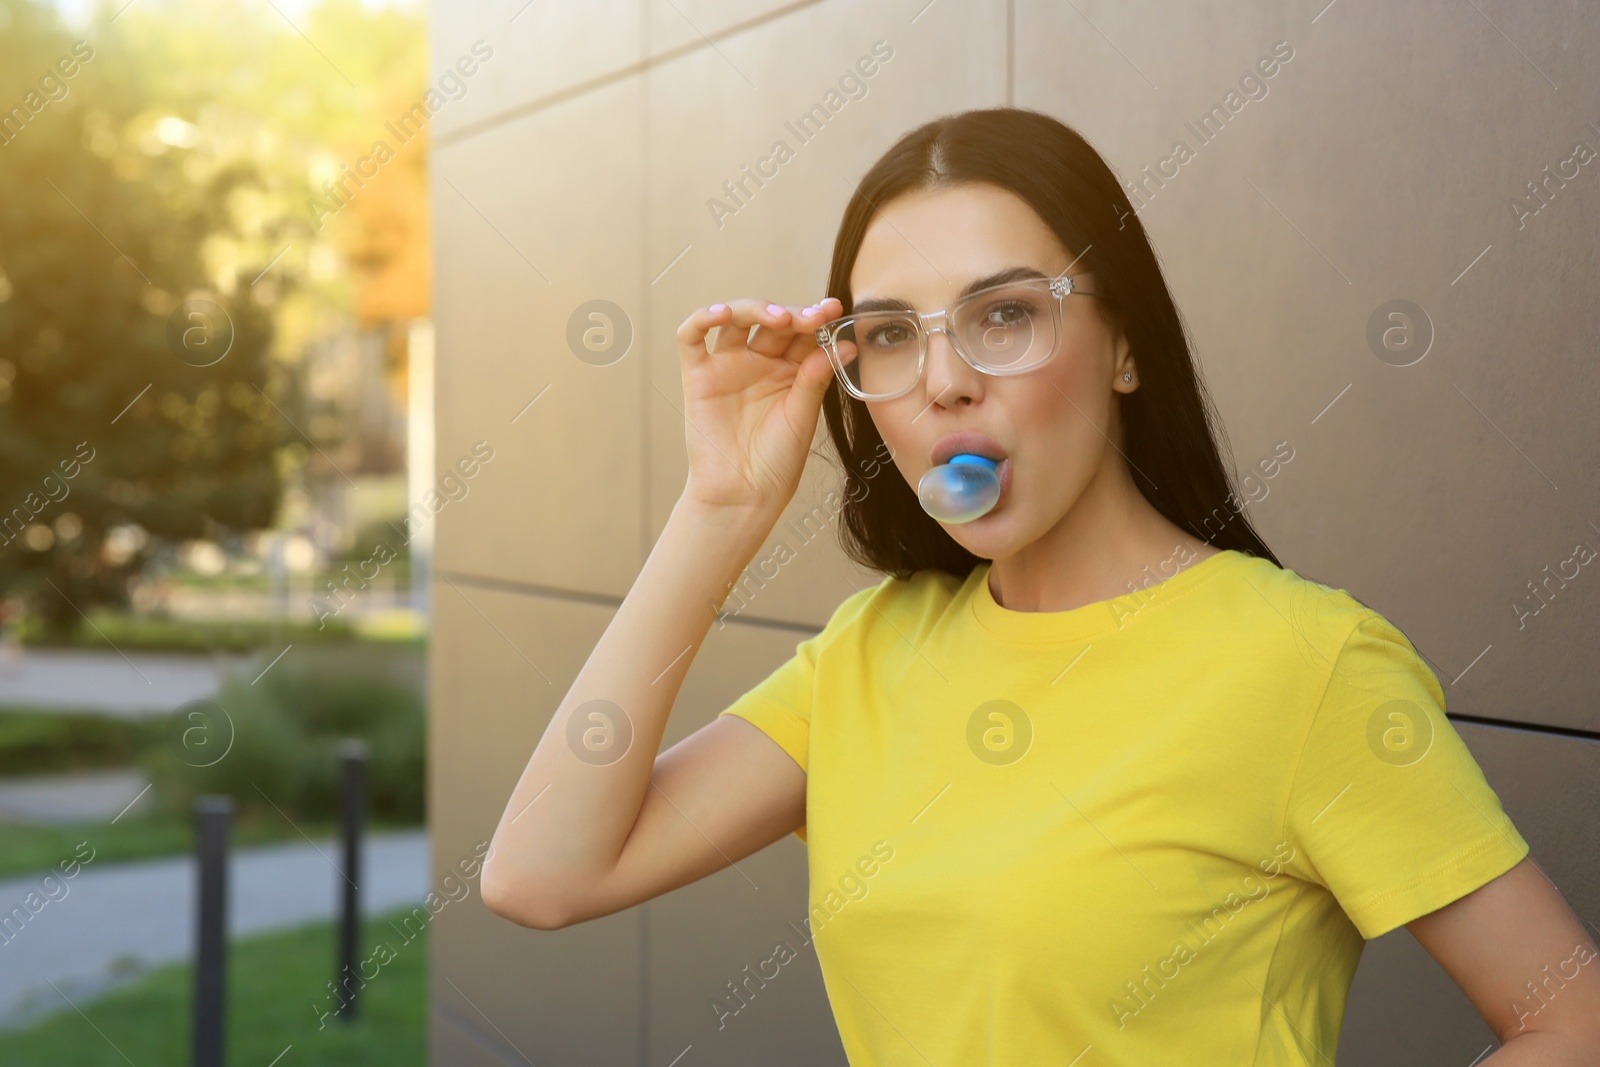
[829,281,1056,398]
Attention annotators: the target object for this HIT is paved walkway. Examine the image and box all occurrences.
[0,649,257,717]
[0,830,431,1028]
[0,770,152,823]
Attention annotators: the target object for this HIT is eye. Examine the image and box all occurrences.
[864,320,915,347]
[980,300,1034,328]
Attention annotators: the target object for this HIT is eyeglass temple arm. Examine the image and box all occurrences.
[1051,270,1097,296]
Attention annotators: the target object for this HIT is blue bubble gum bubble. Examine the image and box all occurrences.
[917,453,1000,523]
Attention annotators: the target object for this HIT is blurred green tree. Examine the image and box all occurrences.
[0,0,287,635]
[0,0,427,637]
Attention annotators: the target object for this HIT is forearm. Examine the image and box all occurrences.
[1480,1028,1600,1065]
[482,494,775,917]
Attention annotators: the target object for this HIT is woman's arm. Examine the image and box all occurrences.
[1406,856,1600,1063]
[480,295,840,929]
[479,496,794,929]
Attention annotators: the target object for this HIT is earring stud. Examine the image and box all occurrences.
[1122,371,1132,382]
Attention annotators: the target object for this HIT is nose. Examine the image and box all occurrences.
[922,326,983,408]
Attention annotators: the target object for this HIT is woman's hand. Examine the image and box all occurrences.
[673,296,842,516]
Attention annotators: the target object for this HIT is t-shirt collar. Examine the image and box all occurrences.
[966,548,1247,642]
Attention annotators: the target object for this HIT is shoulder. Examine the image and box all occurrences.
[811,567,967,649]
[1210,552,1404,680]
[1228,556,1449,725]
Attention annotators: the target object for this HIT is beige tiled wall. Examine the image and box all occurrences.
[431,74,645,596]
[429,2,1599,1063]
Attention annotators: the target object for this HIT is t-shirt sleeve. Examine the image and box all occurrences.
[1282,610,1530,940]
[717,584,878,843]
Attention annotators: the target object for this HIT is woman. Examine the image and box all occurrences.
[481,108,1600,1064]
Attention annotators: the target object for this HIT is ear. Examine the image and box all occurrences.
[1111,327,1137,394]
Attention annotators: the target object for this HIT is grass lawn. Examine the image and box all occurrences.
[0,905,427,1064]
[0,811,423,881]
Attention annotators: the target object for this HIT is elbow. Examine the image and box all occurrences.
[480,859,571,931]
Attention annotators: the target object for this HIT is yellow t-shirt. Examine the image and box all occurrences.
[718,548,1528,1066]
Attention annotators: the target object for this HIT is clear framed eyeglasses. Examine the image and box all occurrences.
[814,267,1098,401]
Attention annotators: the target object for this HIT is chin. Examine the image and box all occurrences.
[944,507,1023,557]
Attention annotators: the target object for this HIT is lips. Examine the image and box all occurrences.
[930,431,1008,467]
[930,431,1012,513]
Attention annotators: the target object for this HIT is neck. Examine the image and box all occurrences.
[986,451,1216,613]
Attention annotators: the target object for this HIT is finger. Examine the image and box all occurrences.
[790,298,845,363]
[709,298,791,355]
[747,302,819,357]
[752,298,842,360]
[676,302,732,368]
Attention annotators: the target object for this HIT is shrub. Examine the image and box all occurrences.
[0,710,162,775]
[339,516,411,562]
[144,649,425,825]
[18,613,362,652]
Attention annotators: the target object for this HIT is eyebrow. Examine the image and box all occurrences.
[851,266,1050,314]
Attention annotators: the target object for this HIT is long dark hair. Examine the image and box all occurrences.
[820,107,1282,580]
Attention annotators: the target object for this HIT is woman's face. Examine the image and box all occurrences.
[848,181,1135,560]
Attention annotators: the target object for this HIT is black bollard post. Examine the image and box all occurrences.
[193,795,231,1067]
[336,739,369,1023]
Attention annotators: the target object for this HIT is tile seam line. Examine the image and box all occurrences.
[1446,712,1600,745]
[434,566,833,635]
[433,0,831,150]
[638,0,653,1063]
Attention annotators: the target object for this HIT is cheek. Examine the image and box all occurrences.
[1054,321,1110,395]
[1035,332,1114,440]
[1002,361,1109,505]
[1004,358,1084,444]
[868,403,921,483]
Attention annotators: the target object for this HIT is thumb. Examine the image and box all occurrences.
[786,347,835,432]
[799,346,835,399]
